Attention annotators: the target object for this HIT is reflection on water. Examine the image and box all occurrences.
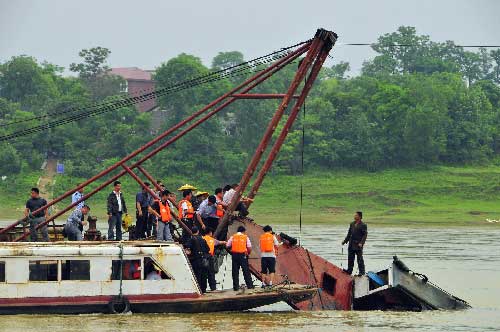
[0,225,499,332]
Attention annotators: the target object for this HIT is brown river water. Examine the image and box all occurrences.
[0,224,498,332]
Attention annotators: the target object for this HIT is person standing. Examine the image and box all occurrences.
[150,191,173,241]
[71,184,85,210]
[135,183,153,239]
[107,181,127,241]
[226,226,254,291]
[259,225,280,288]
[64,205,90,241]
[196,195,216,233]
[342,211,368,275]
[178,190,197,243]
[223,183,250,217]
[202,228,227,291]
[25,187,49,242]
[185,226,210,293]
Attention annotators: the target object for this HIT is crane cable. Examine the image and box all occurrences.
[0,40,311,142]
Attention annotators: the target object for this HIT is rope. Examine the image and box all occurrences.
[298,75,307,246]
[118,243,124,299]
[336,43,500,48]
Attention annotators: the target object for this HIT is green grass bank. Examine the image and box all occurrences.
[1,165,499,227]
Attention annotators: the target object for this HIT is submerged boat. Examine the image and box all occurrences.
[353,256,471,311]
[226,218,470,312]
[0,241,316,314]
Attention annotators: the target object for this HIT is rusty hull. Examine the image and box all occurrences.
[227,218,353,310]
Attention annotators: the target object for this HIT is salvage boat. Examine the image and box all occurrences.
[0,241,316,314]
[353,256,470,311]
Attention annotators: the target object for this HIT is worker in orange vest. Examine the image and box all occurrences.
[202,228,227,291]
[150,190,173,241]
[226,226,254,291]
[179,190,205,243]
[259,225,280,288]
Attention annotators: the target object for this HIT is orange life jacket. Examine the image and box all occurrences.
[231,233,248,254]
[260,232,275,253]
[178,199,194,219]
[159,200,171,223]
[203,235,215,256]
[216,203,224,218]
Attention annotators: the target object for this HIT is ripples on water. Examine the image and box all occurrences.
[1,225,499,332]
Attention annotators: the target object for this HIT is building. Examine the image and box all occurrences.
[109,67,157,113]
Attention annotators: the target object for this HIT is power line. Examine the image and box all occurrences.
[0,40,310,142]
[0,43,302,128]
[337,43,500,48]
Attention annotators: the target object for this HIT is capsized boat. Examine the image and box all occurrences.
[224,218,470,311]
[0,241,316,314]
[353,256,471,311]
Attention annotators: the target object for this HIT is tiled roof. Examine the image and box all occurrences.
[109,67,153,81]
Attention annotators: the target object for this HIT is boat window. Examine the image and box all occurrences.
[61,260,90,280]
[144,257,172,280]
[0,262,4,282]
[111,259,142,280]
[322,273,337,296]
[29,260,58,281]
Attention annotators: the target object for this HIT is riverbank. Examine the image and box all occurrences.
[1,165,499,226]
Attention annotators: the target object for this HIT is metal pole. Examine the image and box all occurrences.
[11,42,311,241]
[136,166,162,192]
[121,164,159,200]
[215,36,324,238]
[247,49,333,204]
[231,94,299,99]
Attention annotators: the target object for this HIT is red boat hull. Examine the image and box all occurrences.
[228,218,353,310]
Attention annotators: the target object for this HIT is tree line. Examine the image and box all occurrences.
[1,26,499,183]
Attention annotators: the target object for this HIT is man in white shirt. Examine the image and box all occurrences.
[106,181,128,240]
[222,183,249,217]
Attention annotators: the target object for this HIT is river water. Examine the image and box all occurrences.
[0,225,498,332]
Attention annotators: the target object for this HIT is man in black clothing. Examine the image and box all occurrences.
[185,226,210,293]
[135,182,153,239]
[342,211,368,275]
[107,181,127,240]
[25,187,49,242]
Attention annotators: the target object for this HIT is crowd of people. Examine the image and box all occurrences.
[23,182,368,293]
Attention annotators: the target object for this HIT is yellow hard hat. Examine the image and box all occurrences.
[177,184,197,191]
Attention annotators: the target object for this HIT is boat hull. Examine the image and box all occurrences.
[0,286,316,314]
[353,258,470,311]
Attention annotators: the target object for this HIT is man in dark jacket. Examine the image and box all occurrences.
[342,211,368,275]
[107,181,127,240]
[184,226,210,293]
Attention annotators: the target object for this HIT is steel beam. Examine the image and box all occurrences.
[215,35,325,237]
[231,94,299,99]
[0,41,311,237]
[10,41,311,241]
[247,47,333,203]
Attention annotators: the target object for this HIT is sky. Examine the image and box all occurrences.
[1,0,499,75]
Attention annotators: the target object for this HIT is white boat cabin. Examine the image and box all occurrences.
[0,241,201,299]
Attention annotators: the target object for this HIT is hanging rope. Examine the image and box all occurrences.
[298,75,307,246]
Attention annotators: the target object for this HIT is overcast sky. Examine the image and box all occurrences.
[1,0,499,75]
